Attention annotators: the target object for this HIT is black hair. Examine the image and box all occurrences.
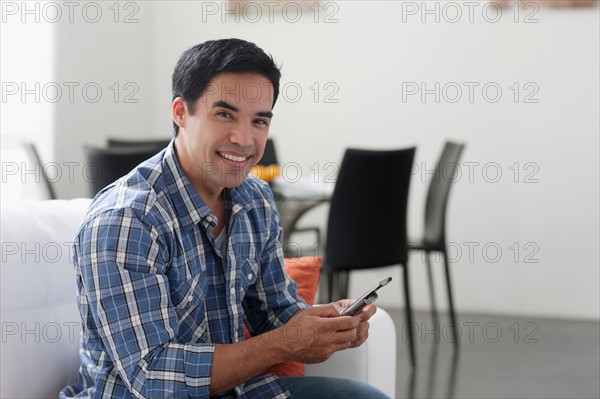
[171,38,281,135]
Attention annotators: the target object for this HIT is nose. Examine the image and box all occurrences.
[229,121,253,148]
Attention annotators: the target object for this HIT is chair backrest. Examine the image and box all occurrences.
[107,138,171,151]
[21,142,57,199]
[422,141,465,248]
[84,145,161,196]
[325,147,416,270]
[258,138,278,166]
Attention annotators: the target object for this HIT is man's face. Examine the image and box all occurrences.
[173,72,274,197]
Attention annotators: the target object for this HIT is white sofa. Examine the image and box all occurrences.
[0,199,396,398]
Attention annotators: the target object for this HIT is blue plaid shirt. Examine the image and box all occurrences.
[61,141,308,399]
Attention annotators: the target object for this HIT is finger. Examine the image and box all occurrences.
[334,328,358,343]
[323,315,360,331]
[325,332,357,347]
[310,303,342,318]
[332,341,354,352]
[357,303,377,321]
[353,322,370,346]
[334,299,354,310]
[321,325,358,344]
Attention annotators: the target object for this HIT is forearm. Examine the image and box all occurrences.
[210,329,287,394]
[210,303,368,394]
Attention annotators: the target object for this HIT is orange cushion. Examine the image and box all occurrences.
[283,256,322,307]
[243,256,322,377]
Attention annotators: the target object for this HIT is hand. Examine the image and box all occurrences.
[333,299,377,348]
[281,304,361,364]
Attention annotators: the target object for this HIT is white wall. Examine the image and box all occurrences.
[52,2,156,198]
[1,1,598,320]
[1,1,157,199]
[147,1,599,320]
[1,1,55,201]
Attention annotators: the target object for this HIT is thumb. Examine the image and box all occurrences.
[311,303,341,318]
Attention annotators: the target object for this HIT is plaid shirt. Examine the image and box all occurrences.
[61,141,308,399]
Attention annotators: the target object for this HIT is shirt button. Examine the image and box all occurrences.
[230,287,236,295]
[247,273,253,280]
[206,216,212,222]
[187,295,194,302]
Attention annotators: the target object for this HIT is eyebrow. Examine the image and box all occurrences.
[213,100,273,119]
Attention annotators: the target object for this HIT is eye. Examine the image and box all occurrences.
[216,111,233,119]
[254,119,269,126]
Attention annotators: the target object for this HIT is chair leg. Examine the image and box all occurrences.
[442,249,459,345]
[339,271,349,300]
[424,251,439,329]
[326,271,345,302]
[326,270,334,302]
[402,263,417,367]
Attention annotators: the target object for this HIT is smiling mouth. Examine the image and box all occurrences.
[217,151,251,163]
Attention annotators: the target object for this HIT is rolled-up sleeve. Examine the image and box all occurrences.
[76,208,214,398]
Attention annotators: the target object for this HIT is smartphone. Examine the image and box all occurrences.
[340,277,392,316]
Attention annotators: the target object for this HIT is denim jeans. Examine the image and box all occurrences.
[279,376,390,399]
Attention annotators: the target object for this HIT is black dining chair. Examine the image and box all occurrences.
[258,137,278,167]
[84,145,162,196]
[107,138,171,152]
[323,147,417,367]
[21,141,58,200]
[410,141,465,345]
[263,138,322,252]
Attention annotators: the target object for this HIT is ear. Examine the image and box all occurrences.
[172,97,187,130]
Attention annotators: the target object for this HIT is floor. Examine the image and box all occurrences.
[381,308,600,399]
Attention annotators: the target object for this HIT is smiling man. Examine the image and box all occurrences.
[61,39,388,399]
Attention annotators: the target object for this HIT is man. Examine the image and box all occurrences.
[61,39,388,398]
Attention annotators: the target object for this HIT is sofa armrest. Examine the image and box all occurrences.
[304,308,396,398]
[1,199,91,399]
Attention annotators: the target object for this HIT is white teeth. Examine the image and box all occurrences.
[219,152,248,162]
